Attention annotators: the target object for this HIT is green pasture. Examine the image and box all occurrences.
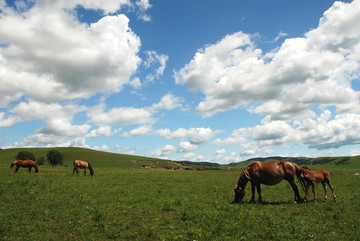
[1,166,359,240]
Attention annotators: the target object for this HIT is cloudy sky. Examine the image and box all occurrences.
[1,0,360,164]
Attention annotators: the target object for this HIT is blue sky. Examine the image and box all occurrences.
[1,0,360,164]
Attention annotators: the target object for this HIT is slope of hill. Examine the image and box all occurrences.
[227,155,360,172]
[0,147,176,169]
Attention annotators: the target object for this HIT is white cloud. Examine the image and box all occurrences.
[183,152,195,160]
[86,126,121,138]
[175,0,360,119]
[178,141,198,152]
[8,134,89,148]
[151,93,184,111]
[150,144,176,159]
[211,149,242,164]
[155,127,220,144]
[120,125,152,137]
[135,0,152,22]
[94,144,110,151]
[88,103,154,126]
[0,2,141,106]
[144,50,169,82]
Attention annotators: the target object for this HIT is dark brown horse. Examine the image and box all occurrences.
[300,166,336,202]
[73,160,94,176]
[10,160,39,173]
[234,161,304,203]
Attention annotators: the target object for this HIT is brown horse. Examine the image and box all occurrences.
[234,161,304,203]
[73,160,94,176]
[300,166,336,202]
[10,160,39,173]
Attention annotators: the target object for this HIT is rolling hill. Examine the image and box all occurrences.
[1,147,359,171]
[0,147,176,169]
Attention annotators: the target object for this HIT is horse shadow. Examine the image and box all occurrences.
[231,200,306,205]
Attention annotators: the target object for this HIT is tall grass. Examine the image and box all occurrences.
[1,167,359,240]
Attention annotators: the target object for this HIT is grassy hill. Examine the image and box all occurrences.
[0,147,176,169]
[2,147,359,172]
[227,155,360,172]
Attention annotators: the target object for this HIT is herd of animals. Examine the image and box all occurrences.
[10,159,336,203]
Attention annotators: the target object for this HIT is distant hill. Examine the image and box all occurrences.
[0,147,175,169]
[227,155,360,170]
[1,147,360,171]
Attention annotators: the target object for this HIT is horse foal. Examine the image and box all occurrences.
[300,166,336,202]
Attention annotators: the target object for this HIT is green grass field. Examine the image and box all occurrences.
[1,165,359,240]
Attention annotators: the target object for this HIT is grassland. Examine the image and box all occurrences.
[1,163,359,240]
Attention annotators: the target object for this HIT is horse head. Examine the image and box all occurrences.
[300,166,311,178]
[234,184,246,203]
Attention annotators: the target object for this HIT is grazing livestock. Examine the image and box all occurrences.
[73,160,94,176]
[234,161,304,203]
[300,166,336,202]
[10,160,39,173]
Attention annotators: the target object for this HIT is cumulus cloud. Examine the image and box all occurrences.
[0,1,141,106]
[211,149,242,164]
[178,141,198,152]
[150,144,176,159]
[151,93,184,111]
[86,126,121,138]
[120,125,152,138]
[175,0,360,119]
[87,103,154,126]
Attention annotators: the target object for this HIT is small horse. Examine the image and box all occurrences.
[300,166,336,202]
[73,160,94,176]
[234,160,305,203]
[10,160,39,173]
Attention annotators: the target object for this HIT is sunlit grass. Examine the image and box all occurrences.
[0,167,359,240]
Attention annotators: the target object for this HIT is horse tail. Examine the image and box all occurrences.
[294,163,305,192]
[87,161,94,176]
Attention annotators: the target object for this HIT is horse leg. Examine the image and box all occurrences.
[311,183,316,201]
[304,182,309,202]
[250,182,256,203]
[73,166,76,175]
[327,180,336,202]
[256,184,262,203]
[15,166,20,173]
[321,182,327,202]
[287,178,301,203]
[84,167,87,176]
[76,167,79,175]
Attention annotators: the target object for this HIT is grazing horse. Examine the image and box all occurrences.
[73,160,94,176]
[234,161,304,203]
[10,160,39,173]
[300,166,336,202]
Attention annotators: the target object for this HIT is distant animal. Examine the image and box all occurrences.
[10,160,39,173]
[73,160,94,176]
[300,166,336,202]
[234,160,304,203]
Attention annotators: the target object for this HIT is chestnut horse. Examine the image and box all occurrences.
[300,166,336,202]
[234,161,304,203]
[10,160,39,173]
[73,160,94,176]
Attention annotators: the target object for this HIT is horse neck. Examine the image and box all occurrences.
[236,172,249,188]
[34,163,39,171]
